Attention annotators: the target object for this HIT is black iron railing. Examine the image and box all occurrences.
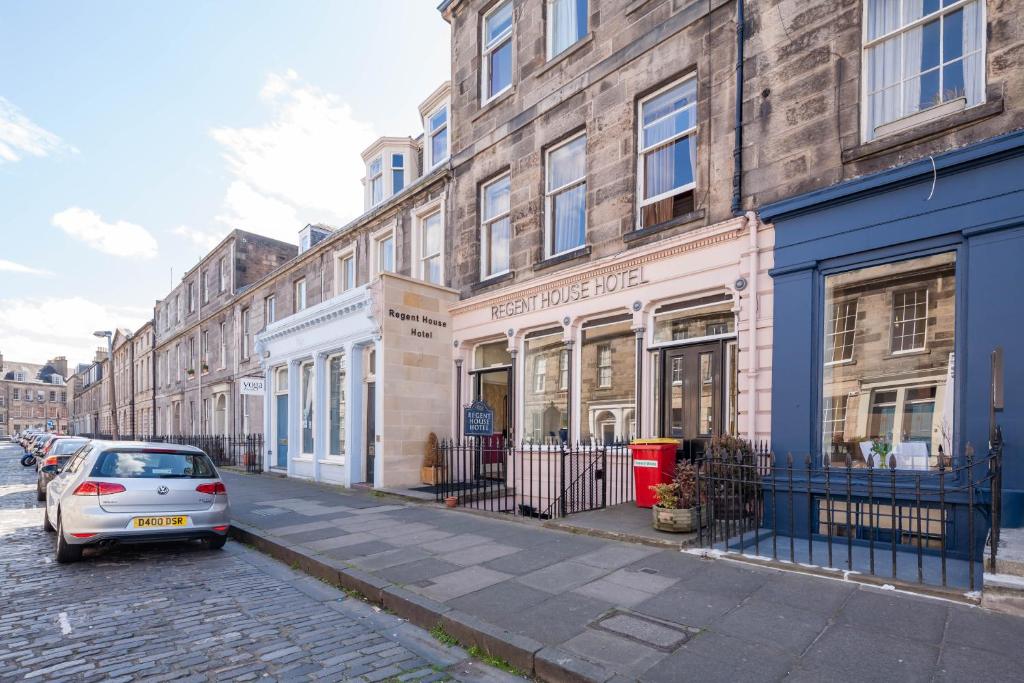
[435,438,635,519]
[75,433,264,474]
[694,440,1001,591]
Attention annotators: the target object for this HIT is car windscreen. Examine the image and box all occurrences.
[52,440,88,455]
[90,450,217,479]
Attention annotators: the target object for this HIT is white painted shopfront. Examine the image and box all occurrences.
[255,273,457,488]
[449,217,774,455]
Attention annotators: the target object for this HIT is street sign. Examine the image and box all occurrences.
[46,419,54,430]
[463,399,494,437]
[240,377,266,396]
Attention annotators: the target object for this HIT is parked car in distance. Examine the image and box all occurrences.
[36,437,90,501]
[45,441,231,563]
[30,434,52,455]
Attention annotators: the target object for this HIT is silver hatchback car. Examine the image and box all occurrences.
[44,440,231,563]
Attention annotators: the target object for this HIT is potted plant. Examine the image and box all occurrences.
[201,362,209,372]
[651,461,703,533]
[421,432,445,485]
[186,367,196,377]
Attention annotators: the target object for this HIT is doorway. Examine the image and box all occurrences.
[275,393,288,468]
[472,367,512,478]
[659,340,724,458]
[365,382,376,484]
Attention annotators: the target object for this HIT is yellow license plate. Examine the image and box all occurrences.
[132,516,187,528]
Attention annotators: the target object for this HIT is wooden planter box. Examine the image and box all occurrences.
[421,466,444,486]
[652,505,704,533]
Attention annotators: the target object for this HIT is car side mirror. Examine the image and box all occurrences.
[41,465,59,475]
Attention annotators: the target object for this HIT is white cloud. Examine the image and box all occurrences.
[52,207,158,259]
[0,259,52,276]
[209,70,375,240]
[0,296,149,368]
[173,224,225,251]
[0,97,75,164]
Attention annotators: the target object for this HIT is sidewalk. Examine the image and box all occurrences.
[222,471,1024,682]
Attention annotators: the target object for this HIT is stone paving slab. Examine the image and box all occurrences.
[219,469,1024,682]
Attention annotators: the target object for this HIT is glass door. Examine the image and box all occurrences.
[659,341,723,458]
[473,367,511,479]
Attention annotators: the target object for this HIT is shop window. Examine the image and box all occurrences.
[547,0,588,59]
[580,317,635,444]
[725,341,738,436]
[863,0,984,140]
[481,174,511,279]
[482,0,513,103]
[652,294,734,344]
[474,340,512,368]
[545,133,587,257]
[559,348,569,390]
[826,300,858,364]
[822,252,955,470]
[301,362,314,455]
[523,328,567,444]
[891,288,928,353]
[329,355,346,457]
[637,76,697,229]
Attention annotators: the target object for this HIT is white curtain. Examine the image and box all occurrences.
[553,184,585,253]
[867,0,921,130]
[550,0,578,56]
[963,0,983,105]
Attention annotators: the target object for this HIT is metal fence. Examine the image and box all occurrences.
[75,433,264,474]
[435,438,635,519]
[694,438,1002,592]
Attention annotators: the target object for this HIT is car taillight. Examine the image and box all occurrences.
[195,482,226,495]
[73,481,127,496]
[44,456,58,467]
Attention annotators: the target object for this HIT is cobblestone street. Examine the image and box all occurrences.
[0,443,516,682]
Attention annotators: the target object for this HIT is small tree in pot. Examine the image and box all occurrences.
[650,461,703,533]
[421,432,444,485]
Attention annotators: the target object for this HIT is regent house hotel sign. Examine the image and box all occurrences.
[490,266,649,321]
[388,308,448,339]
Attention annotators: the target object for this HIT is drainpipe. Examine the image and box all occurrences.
[731,0,746,216]
[745,211,760,443]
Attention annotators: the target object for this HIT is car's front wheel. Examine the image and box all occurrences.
[55,512,82,564]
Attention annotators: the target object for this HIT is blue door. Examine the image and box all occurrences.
[276,393,288,468]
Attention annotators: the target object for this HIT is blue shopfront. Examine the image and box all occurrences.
[744,131,1024,589]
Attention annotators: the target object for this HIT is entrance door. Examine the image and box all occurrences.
[275,394,288,468]
[472,367,512,478]
[365,382,376,484]
[660,341,723,458]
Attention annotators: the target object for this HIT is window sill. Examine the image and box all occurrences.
[623,209,706,247]
[318,457,345,465]
[471,271,515,292]
[293,456,313,463]
[536,34,594,78]
[843,92,1004,164]
[533,246,591,273]
[473,87,516,123]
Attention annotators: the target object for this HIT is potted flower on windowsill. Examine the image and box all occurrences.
[650,461,703,533]
[201,362,209,373]
[186,367,196,377]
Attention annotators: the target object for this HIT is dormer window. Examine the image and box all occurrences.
[369,156,384,206]
[301,234,311,252]
[392,153,405,194]
[427,106,448,168]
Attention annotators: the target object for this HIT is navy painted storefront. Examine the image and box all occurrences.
[762,129,1024,546]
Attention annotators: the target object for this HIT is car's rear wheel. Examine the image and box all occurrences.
[204,535,227,551]
[42,506,55,533]
[55,512,82,564]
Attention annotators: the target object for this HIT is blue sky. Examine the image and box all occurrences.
[0,1,450,367]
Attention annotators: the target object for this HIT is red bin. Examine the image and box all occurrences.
[630,439,680,508]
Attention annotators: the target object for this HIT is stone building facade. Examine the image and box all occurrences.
[0,354,69,436]
[132,320,156,436]
[69,350,109,436]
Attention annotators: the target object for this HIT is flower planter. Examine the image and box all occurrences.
[652,505,704,533]
[421,466,444,486]
[444,495,458,508]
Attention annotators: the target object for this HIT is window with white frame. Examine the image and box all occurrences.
[301,361,314,454]
[597,343,612,388]
[294,278,307,312]
[637,76,697,229]
[533,356,547,393]
[419,210,443,284]
[545,133,586,257]
[891,287,928,353]
[822,394,849,454]
[369,156,383,206]
[863,0,984,139]
[188,281,195,312]
[559,348,569,390]
[265,295,276,324]
[339,252,356,292]
[201,330,209,367]
[203,270,210,303]
[547,0,588,59]
[241,307,250,359]
[219,321,227,368]
[392,153,405,194]
[219,256,228,293]
[825,300,858,364]
[482,1,513,103]
[427,106,448,167]
[328,354,346,457]
[175,343,182,381]
[375,232,395,275]
[481,174,511,279]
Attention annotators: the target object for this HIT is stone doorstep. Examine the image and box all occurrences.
[229,522,596,682]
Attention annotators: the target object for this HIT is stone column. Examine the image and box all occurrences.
[262,365,273,472]
[312,351,328,482]
[287,359,301,477]
[343,343,361,487]
[634,326,645,440]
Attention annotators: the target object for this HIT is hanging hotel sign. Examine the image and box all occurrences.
[490,266,649,321]
[239,377,266,396]
[463,399,494,437]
